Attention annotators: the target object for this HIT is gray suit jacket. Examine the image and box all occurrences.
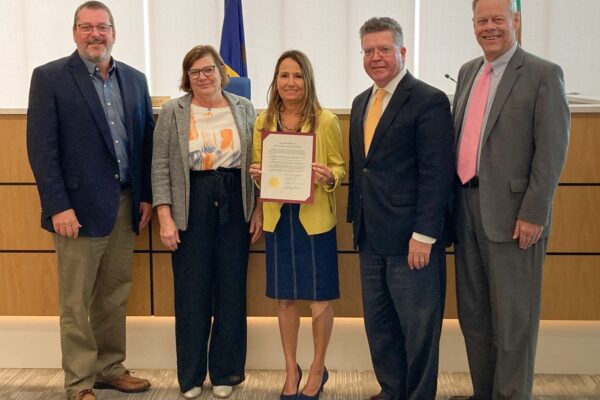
[453,46,570,242]
[152,91,256,230]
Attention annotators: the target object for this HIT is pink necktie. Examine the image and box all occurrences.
[457,63,493,184]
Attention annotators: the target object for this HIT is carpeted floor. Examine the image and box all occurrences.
[0,369,599,399]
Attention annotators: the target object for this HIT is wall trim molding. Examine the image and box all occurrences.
[1,317,598,374]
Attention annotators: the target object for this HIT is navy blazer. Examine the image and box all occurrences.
[347,72,454,255]
[27,51,154,236]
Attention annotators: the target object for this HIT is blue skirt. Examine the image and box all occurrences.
[265,204,339,301]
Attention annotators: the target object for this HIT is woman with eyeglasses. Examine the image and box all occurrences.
[249,50,345,400]
[152,44,262,399]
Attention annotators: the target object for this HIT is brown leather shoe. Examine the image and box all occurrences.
[94,370,151,393]
[366,393,383,400]
[70,389,96,400]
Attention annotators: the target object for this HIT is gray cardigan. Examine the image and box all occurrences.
[152,92,257,230]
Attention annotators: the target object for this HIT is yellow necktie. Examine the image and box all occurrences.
[364,88,386,155]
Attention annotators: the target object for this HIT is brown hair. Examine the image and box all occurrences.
[179,45,229,93]
[261,50,321,133]
[73,1,115,28]
[359,17,403,47]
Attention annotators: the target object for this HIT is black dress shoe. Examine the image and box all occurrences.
[297,367,328,400]
[280,364,302,400]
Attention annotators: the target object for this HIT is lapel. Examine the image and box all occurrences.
[115,63,134,154]
[175,94,192,173]
[224,92,249,168]
[67,51,116,159]
[481,47,524,147]
[454,58,484,140]
[365,71,413,162]
[352,89,370,165]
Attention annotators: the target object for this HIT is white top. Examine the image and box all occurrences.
[188,104,241,170]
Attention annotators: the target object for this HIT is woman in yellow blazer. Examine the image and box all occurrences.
[250,50,345,400]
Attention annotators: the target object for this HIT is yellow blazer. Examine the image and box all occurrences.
[253,109,346,235]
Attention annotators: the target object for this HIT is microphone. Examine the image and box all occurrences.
[445,74,457,83]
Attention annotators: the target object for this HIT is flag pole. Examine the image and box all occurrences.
[516,0,522,44]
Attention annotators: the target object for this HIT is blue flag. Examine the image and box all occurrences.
[219,0,247,77]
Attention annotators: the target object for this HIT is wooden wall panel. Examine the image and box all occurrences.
[134,226,150,250]
[153,252,365,318]
[0,253,149,316]
[548,187,600,252]
[127,254,152,316]
[444,256,458,319]
[152,253,174,316]
[0,185,150,251]
[0,186,54,250]
[2,111,599,321]
[0,115,33,182]
[0,253,58,315]
[541,256,600,320]
[560,113,600,183]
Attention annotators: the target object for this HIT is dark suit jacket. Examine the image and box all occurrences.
[27,51,154,236]
[452,47,570,242]
[347,72,454,255]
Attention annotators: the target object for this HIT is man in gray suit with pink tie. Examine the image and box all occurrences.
[452,0,570,398]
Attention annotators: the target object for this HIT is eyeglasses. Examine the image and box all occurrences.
[188,65,218,79]
[361,46,398,58]
[76,24,113,34]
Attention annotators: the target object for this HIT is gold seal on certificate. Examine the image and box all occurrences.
[260,131,316,204]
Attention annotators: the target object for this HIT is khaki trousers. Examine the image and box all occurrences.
[53,191,134,398]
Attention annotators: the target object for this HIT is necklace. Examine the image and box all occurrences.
[278,112,301,132]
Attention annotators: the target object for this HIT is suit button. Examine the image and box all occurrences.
[214,201,219,207]
[114,174,120,180]
[362,168,368,173]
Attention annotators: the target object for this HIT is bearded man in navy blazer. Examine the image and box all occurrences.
[347,17,454,400]
[452,1,569,398]
[26,2,153,399]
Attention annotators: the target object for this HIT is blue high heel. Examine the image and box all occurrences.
[280,364,302,400]
[297,366,328,400]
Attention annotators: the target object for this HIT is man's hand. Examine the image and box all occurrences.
[512,218,543,250]
[407,238,432,270]
[139,202,152,231]
[52,209,82,238]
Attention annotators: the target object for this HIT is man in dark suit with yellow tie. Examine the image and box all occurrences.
[347,17,454,400]
[452,0,570,398]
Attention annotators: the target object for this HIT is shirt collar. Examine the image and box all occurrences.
[79,54,117,76]
[371,67,407,97]
[485,42,518,75]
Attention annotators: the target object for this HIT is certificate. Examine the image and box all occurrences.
[260,131,316,204]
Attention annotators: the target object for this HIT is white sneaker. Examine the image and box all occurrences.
[182,386,202,399]
[212,385,233,398]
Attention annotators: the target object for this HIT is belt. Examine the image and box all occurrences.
[120,182,131,191]
[460,176,479,188]
[190,168,240,227]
